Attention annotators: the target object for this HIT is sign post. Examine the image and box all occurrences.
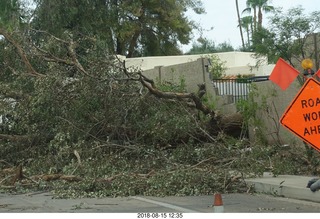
[280,77,320,152]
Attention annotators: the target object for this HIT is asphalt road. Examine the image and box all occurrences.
[1,191,320,213]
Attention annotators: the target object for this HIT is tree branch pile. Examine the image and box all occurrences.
[137,72,243,138]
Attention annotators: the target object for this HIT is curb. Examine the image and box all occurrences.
[245,172,320,203]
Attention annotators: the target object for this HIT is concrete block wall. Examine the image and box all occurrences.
[226,64,275,76]
[142,58,217,102]
[249,79,303,147]
[125,52,274,77]
[124,52,275,118]
[214,52,267,68]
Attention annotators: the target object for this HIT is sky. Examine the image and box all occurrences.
[181,0,319,52]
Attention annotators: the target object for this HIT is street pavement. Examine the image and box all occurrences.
[0,172,320,213]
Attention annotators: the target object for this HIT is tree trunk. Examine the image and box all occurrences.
[207,112,243,138]
[235,0,245,49]
[258,7,262,29]
[253,7,257,33]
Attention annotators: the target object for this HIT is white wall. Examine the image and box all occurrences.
[124,52,274,76]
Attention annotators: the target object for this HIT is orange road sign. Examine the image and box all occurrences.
[280,78,320,152]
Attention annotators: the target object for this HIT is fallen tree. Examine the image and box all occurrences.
[136,70,243,138]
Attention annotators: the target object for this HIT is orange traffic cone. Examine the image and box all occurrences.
[213,193,224,213]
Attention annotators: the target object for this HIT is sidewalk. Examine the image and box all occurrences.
[245,172,320,203]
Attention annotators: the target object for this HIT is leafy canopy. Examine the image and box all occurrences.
[31,0,205,57]
[253,6,320,65]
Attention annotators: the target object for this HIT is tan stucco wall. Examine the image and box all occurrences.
[250,79,303,147]
[125,52,273,77]
[142,58,217,102]
[226,64,275,76]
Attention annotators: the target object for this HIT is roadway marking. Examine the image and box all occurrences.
[131,196,200,213]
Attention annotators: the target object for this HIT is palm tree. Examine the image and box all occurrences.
[235,0,245,49]
[256,0,274,28]
[242,0,257,32]
[239,16,253,47]
[242,0,274,32]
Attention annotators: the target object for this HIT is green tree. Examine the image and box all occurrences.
[186,37,216,54]
[207,54,227,79]
[239,16,253,48]
[31,0,204,57]
[216,41,234,52]
[242,0,274,32]
[186,37,234,54]
[253,6,320,66]
[0,0,22,28]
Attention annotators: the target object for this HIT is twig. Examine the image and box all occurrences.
[225,175,243,191]
[92,143,139,151]
[0,28,44,77]
[71,150,82,175]
[29,28,69,44]
[57,116,103,142]
[23,175,40,185]
[0,185,15,189]
[189,156,216,169]
[0,160,14,167]
[0,174,14,185]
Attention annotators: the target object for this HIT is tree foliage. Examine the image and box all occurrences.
[252,6,320,65]
[207,54,227,79]
[242,0,274,33]
[0,0,22,28]
[31,0,204,57]
[0,0,215,168]
[239,16,253,48]
[185,37,234,54]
